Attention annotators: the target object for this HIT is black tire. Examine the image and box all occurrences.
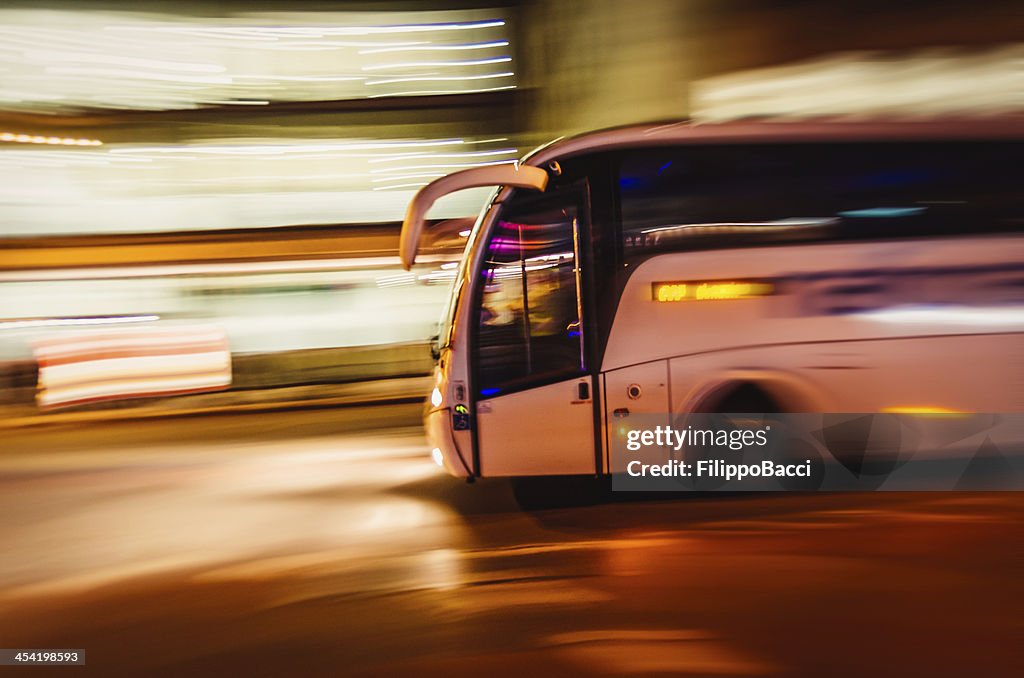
[714,383,781,414]
[511,475,609,510]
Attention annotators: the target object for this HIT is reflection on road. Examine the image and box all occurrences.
[0,408,1019,677]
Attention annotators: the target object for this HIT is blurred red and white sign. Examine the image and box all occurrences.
[33,324,231,409]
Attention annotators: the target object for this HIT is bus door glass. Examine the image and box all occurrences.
[472,190,597,476]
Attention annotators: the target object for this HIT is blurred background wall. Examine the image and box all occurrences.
[0,0,1019,412]
[521,0,1022,138]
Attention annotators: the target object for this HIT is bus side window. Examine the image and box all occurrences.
[476,199,586,396]
[618,142,1022,255]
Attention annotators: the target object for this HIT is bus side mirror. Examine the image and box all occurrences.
[399,164,549,270]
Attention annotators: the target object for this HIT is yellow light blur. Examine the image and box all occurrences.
[880,406,970,416]
[0,131,103,146]
[653,280,774,303]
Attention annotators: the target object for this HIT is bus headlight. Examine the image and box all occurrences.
[431,447,444,467]
[430,386,443,408]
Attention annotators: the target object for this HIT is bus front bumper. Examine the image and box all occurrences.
[425,408,470,479]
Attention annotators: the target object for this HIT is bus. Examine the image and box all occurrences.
[399,118,1024,480]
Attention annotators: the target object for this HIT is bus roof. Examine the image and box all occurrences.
[521,115,1024,168]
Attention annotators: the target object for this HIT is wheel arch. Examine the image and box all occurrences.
[681,369,831,414]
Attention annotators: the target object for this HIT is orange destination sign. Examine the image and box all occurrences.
[652,280,775,302]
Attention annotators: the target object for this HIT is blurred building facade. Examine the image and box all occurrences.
[520,0,1022,139]
[1,0,1019,236]
[0,0,1019,407]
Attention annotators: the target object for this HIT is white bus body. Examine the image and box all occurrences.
[403,119,1024,479]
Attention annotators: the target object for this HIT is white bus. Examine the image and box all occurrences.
[400,119,1024,480]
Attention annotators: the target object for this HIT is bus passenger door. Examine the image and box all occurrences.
[472,191,597,476]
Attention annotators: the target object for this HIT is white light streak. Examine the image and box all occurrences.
[367,148,517,163]
[112,19,505,38]
[359,40,508,54]
[110,139,468,155]
[0,256,455,283]
[370,158,517,174]
[370,172,454,183]
[641,218,836,234]
[372,182,430,191]
[0,11,514,112]
[367,84,516,98]
[857,306,1024,326]
[375,272,418,288]
[198,99,270,106]
[44,66,235,84]
[366,71,514,86]
[0,314,160,330]
[361,56,511,70]
[233,74,366,82]
[22,49,226,73]
[0,129,513,234]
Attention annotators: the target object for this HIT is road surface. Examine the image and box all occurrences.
[0,405,1020,676]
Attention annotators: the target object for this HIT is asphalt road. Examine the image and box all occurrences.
[0,406,1020,677]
